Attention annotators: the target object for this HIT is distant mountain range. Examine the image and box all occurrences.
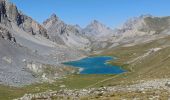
[43,14,90,49]
[0,0,170,86]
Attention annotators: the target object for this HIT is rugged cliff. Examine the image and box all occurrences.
[0,0,48,38]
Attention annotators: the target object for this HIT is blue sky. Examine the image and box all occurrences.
[11,0,170,28]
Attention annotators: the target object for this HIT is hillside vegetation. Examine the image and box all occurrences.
[97,35,170,86]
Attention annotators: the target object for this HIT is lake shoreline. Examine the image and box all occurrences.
[63,56,125,74]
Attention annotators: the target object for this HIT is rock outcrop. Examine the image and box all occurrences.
[0,25,16,42]
[43,14,90,49]
[83,20,115,39]
[0,0,49,38]
[0,0,85,87]
[115,15,170,39]
[16,79,170,100]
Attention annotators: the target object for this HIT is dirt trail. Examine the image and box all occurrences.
[85,74,122,88]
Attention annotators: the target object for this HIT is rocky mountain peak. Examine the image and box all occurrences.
[83,20,114,37]
[43,13,63,29]
[89,20,104,27]
[49,13,59,21]
[0,0,49,38]
[73,24,82,31]
[43,14,90,48]
[92,20,100,24]
[2,0,8,1]
[139,14,152,19]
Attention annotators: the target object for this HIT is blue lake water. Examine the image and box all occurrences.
[63,56,125,74]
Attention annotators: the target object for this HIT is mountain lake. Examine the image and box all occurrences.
[63,56,125,74]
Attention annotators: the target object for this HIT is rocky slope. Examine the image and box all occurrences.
[76,20,116,52]
[0,0,85,86]
[82,15,170,52]
[96,15,170,51]
[83,20,115,39]
[0,0,48,38]
[0,25,15,42]
[115,15,170,40]
[0,24,82,86]
[43,14,90,49]
[16,79,170,100]
[43,15,117,52]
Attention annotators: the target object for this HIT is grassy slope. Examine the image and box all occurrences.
[76,35,170,99]
[0,74,114,100]
[95,36,170,87]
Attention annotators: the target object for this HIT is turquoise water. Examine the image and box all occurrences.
[63,56,125,74]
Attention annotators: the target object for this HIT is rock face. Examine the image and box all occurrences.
[0,0,11,27]
[115,15,153,39]
[0,25,16,42]
[100,15,170,50]
[115,15,170,39]
[43,14,90,49]
[43,15,117,51]
[0,0,48,38]
[83,20,115,38]
[0,0,85,87]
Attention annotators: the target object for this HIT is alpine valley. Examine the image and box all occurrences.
[1,0,170,99]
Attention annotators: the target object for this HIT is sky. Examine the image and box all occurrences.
[11,0,170,28]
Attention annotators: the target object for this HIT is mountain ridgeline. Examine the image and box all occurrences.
[0,0,170,87]
[43,14,90,49]
[0,0,48,38]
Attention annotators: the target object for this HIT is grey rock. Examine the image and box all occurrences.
[0,25,16,42]
[165,81,170,87]
[83,20,115,38]
[0,1,86,87]
[0,0,49,38]
[43,14,90,49]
